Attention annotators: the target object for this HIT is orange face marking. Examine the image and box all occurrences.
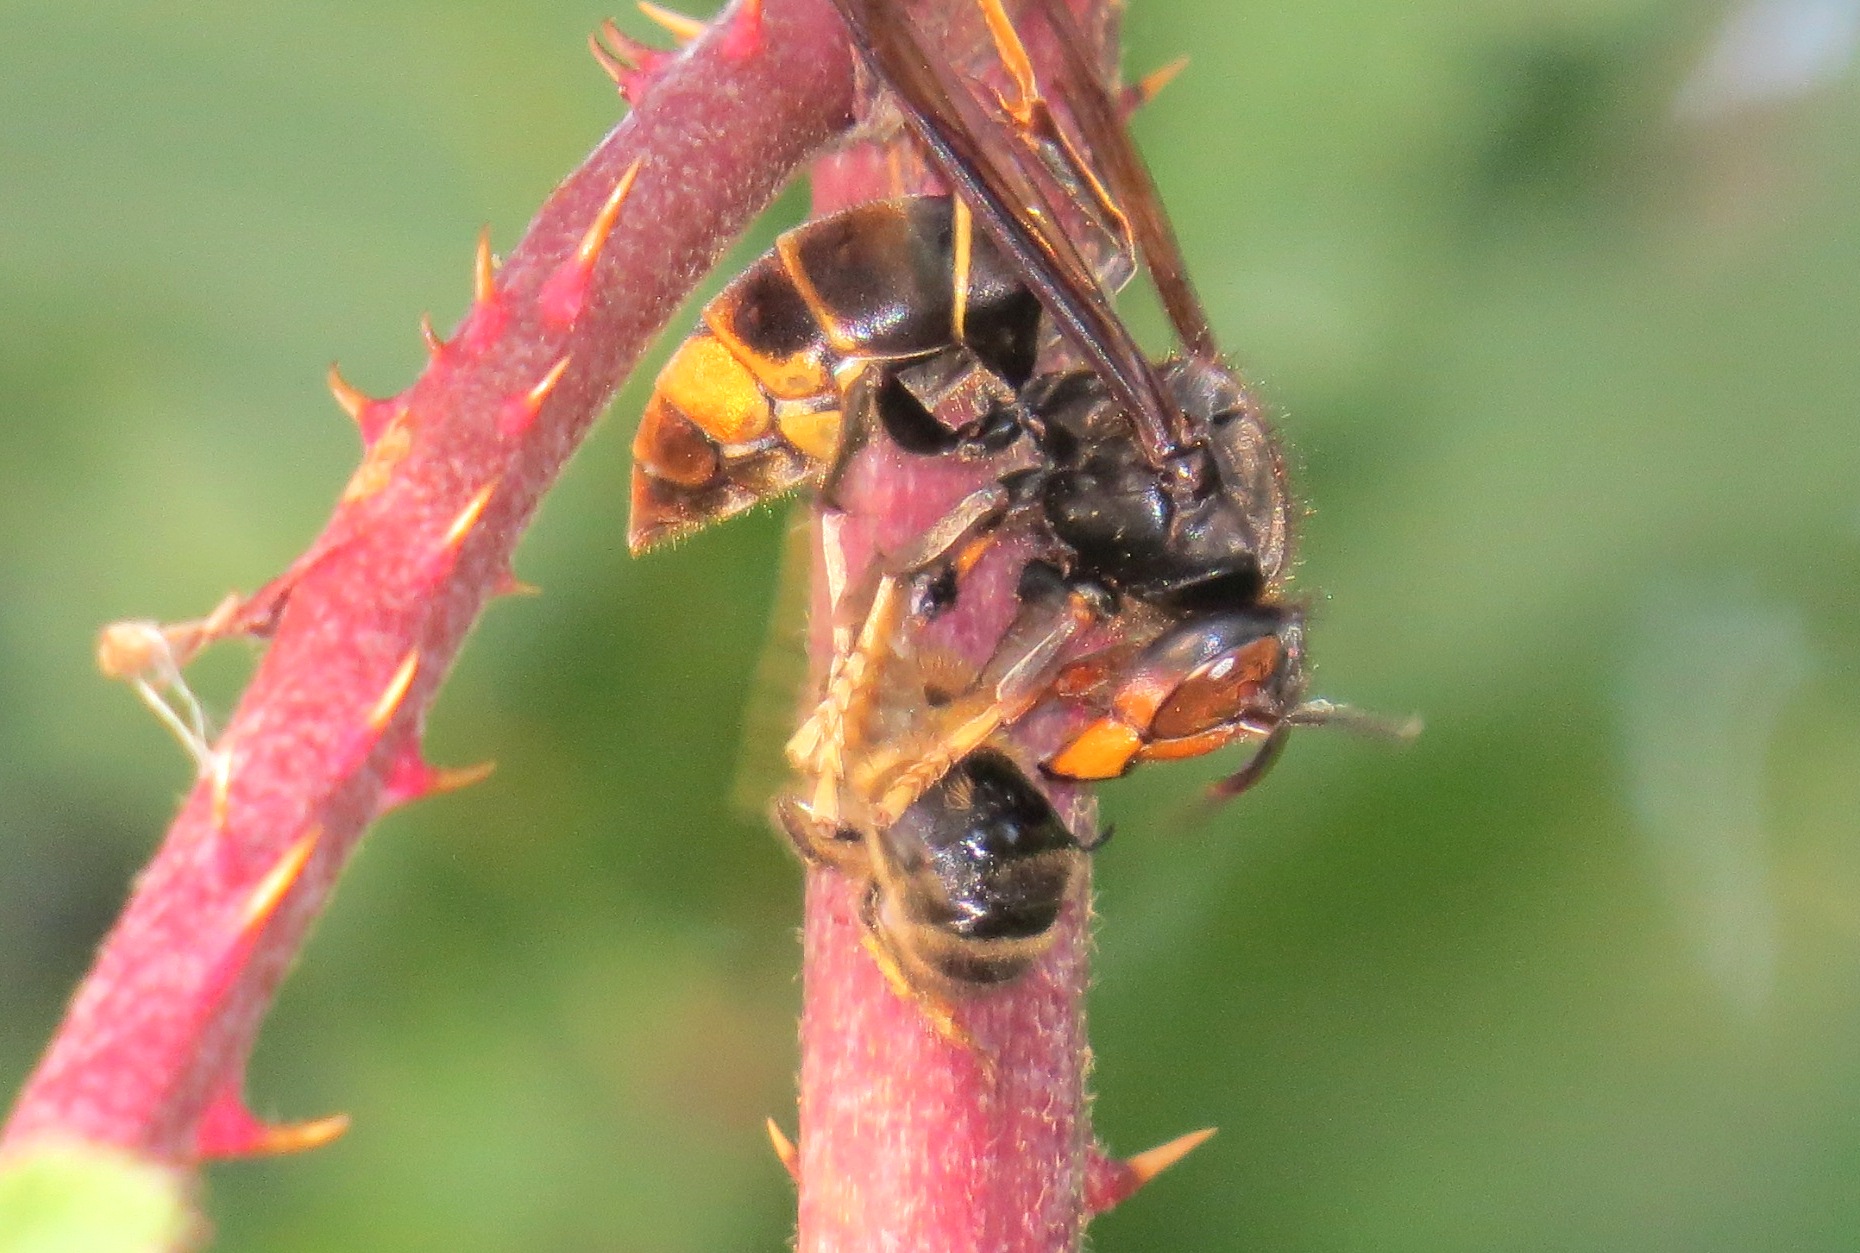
[1045,718,1143,781]
[633,395,723,488]
[1109,670,1181,729]
[655,334,773,444]
[776,406,841,463]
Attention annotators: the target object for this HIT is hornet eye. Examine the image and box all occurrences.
[1149,635,1284,740]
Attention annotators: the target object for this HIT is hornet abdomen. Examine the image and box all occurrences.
[629,196,1042,552]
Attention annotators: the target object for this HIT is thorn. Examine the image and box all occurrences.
[420,312,446,359]
[1086,1127,1217,1214]
[474,227,497,304]
[1126,1126,1218,1185]
[442,481,499,551]
[575,160,643,271]
[196,1082,350,1161]
[637,0,706,43]
[367,651,421,734]
[499,354,572,437]
[494,571,541,598]
[591,19,673,101]
[588,29,632,85]
[382,746,496,810]
[1126,54,1189,114]
[717,0,762,59]
[538,160,642,328]
[326,365,399,446]
[325,363,371,425]
[413,478,493,589]
[764,1117,800,1183]
[241,827,321,933]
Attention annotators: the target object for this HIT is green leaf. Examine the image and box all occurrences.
[0,1146,192,1253]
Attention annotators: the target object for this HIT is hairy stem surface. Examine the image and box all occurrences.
[793,4,1113,1247]
[4,0,853,1169]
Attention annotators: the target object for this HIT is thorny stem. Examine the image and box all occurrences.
[792,3,1163,1249]
[793,409,1097,1252]
[5,0,1205,1246]
[3,0,853,1168]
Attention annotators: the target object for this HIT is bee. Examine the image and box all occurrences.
[635,0,1409,995]
[779,745,1097,994]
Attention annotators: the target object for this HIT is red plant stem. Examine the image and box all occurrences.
[3,0,854,1165]
[793,4,1112,1248]
[792,431,1097,1253]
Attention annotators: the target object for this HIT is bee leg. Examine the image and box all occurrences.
[786,484,1010,817]
[853,882,980,1054]
[861,569,1110,826]
[770,795,868,873]
[783,571,912,825]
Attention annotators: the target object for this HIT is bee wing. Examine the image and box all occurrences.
[1022,0,1218,362]
[730,506,819,824]
[827,0,1188,466]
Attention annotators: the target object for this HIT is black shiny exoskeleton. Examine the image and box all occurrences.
[865,749,1087,990]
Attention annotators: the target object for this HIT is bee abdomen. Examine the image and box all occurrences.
[876,749,1083,988]
[629,198,1040,553]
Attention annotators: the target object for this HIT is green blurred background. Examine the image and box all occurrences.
[3,0,1857,1248]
